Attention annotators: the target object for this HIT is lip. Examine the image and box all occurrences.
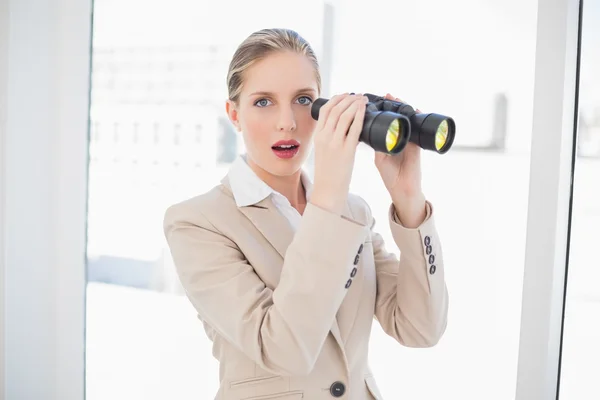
[271,139,300,148]
[271,139,301,160]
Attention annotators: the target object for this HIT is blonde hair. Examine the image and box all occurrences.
[226,28,322,103]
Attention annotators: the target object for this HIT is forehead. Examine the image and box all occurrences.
[241,51,318,96]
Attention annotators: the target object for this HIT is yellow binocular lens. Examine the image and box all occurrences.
[385,119,402,152]
[435,120,449,151]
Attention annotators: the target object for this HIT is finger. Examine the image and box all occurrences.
[324,94,363,135]
[315,93,348,133]
[385,93,405,103]
[332,97,363,142]
[325,94,361,134]
[345,96,368,147]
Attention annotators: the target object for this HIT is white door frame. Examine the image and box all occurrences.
[1,0,92,399]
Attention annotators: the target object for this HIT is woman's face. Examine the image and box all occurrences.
[226,51,319,177]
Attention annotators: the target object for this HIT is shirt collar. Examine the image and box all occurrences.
[227,154,313,208]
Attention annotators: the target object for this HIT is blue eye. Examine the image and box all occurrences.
[296,96,313,105]
[254,98,272,107]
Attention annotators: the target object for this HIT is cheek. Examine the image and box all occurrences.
[241,110,272,141]
[298,111,317,137]
[240,110,272,153]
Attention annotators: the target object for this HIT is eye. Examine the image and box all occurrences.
[296,96,313,106]
[254,98,272,107]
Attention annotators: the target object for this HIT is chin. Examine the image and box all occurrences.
[270,161,303,177]
[267,152,307,176]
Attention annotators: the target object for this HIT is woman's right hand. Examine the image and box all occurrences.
[310,93,369,215]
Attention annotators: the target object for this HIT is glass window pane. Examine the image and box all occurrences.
[85,0,539,399]
[559,2,600,398]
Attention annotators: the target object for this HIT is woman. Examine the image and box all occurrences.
[163,28,449,400]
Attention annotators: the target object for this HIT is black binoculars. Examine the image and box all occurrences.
[311,93,456,155]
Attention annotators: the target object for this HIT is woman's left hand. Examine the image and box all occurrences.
[374,93,427,228]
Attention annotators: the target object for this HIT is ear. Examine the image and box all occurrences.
[225,100,242,132]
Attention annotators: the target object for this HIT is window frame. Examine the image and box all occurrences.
[515,0,581,399]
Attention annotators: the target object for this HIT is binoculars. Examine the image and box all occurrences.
[311,93,456,155]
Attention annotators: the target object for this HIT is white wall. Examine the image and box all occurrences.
[1,0,90,398]
[1,0,9,394]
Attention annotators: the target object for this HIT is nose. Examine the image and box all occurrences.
[276,107,296,132]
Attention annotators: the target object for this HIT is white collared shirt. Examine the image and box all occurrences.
[227,154,313,232]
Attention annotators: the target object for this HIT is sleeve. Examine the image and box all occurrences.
[163,202,370,376]
[371,201,449,347]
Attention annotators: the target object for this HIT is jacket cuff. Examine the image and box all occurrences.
[388,201,440,269]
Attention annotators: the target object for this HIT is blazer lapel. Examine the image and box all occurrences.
[238,196,295,260]
[221,175,293,259]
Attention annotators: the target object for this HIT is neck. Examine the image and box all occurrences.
[247,158,306,210]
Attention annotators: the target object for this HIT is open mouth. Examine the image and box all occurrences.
[271,141,300,159]
[271,144,299,150]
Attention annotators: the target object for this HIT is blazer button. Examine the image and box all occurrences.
[430,265,436,275]
[345,279,352,289]
[354,255,360,265]
[428,254,435,264]
[351,267,357,277]
[424,236,431,246]
[358,244,364,254]
[426,245,432,255]
[330,381,346,397]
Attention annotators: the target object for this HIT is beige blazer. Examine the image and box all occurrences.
[163,175,449,400]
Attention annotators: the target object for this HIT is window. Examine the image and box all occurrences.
[81,1,577,400]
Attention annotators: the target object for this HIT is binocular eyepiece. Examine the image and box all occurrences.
[311,93,456,155]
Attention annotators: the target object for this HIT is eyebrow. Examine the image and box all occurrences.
[248,87,317,97]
